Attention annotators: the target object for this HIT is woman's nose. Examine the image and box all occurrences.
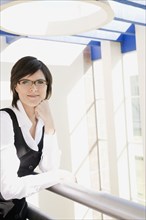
[29,83,38,91]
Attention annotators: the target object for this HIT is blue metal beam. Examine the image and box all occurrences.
[118,24,136,53]
[99,28,135,36]
[113,0,146,10]
[88,41,101,61]
[114,17,146,26]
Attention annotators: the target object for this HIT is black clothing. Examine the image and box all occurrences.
[0,108,44,219]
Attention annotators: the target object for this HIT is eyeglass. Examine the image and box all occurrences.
[18,79,48,88]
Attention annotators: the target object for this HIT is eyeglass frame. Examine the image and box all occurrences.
[18,79,48,88]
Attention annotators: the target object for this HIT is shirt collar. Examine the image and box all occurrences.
[11,100,44,129]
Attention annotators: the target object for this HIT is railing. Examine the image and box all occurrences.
[28,174,146,220]
[48,182,146,220]
[27,203,53,220]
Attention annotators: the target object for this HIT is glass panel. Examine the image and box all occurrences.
[135,156,145,204]
[130,75,142,137]
[128,143,145,205]
[131,98,142,136]
[123,52,144,204]
[130,75,139,96]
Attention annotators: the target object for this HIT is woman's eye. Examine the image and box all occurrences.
[21,80,30,84]
[36,80,46,85]
[37,80,44,84]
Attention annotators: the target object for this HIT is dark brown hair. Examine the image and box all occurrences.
[11,56,52,108]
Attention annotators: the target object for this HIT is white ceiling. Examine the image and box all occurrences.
[0,0,146,45]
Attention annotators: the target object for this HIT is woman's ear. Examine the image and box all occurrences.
[15,85,18,93]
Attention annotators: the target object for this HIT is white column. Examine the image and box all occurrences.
[101,41,120,196]
[135,25,146,189]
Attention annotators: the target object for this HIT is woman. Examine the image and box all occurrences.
[0,56,75,220]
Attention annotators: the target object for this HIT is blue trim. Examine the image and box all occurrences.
[88,41,101,61]
[114,17,146,26]
[113,0,146,10]
[28,36,88,46]
[74,34,120,42]
[0,30,22,44]
[0,0,12,6]
[118,24,136,53]
[99,27,135,36]
[5,35,18,44]
[0,30,19,36]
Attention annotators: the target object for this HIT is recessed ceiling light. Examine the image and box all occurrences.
[0,0,114,36]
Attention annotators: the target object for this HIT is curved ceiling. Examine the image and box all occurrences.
[0,0,146,46]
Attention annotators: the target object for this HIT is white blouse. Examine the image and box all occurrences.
[0,101,61,200]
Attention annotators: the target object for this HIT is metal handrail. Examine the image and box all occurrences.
[27,203,53,220]
[47,182,146,220]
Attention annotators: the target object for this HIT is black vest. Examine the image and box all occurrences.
[0,108,44,219]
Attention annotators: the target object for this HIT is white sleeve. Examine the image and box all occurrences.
[0,111,60,200]
[39,133,61,172]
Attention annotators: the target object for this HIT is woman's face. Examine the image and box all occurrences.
[15,70,47,108]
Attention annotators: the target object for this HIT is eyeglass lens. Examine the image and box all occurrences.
[18,79,47,87]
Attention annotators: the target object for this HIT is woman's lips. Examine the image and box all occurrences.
[27,95,39,98]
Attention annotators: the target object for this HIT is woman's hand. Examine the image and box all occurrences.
[35,100,55,135]
[56,169,77,184]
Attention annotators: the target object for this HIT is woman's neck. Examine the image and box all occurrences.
[22,103,37,124]
[21,103,38,139]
